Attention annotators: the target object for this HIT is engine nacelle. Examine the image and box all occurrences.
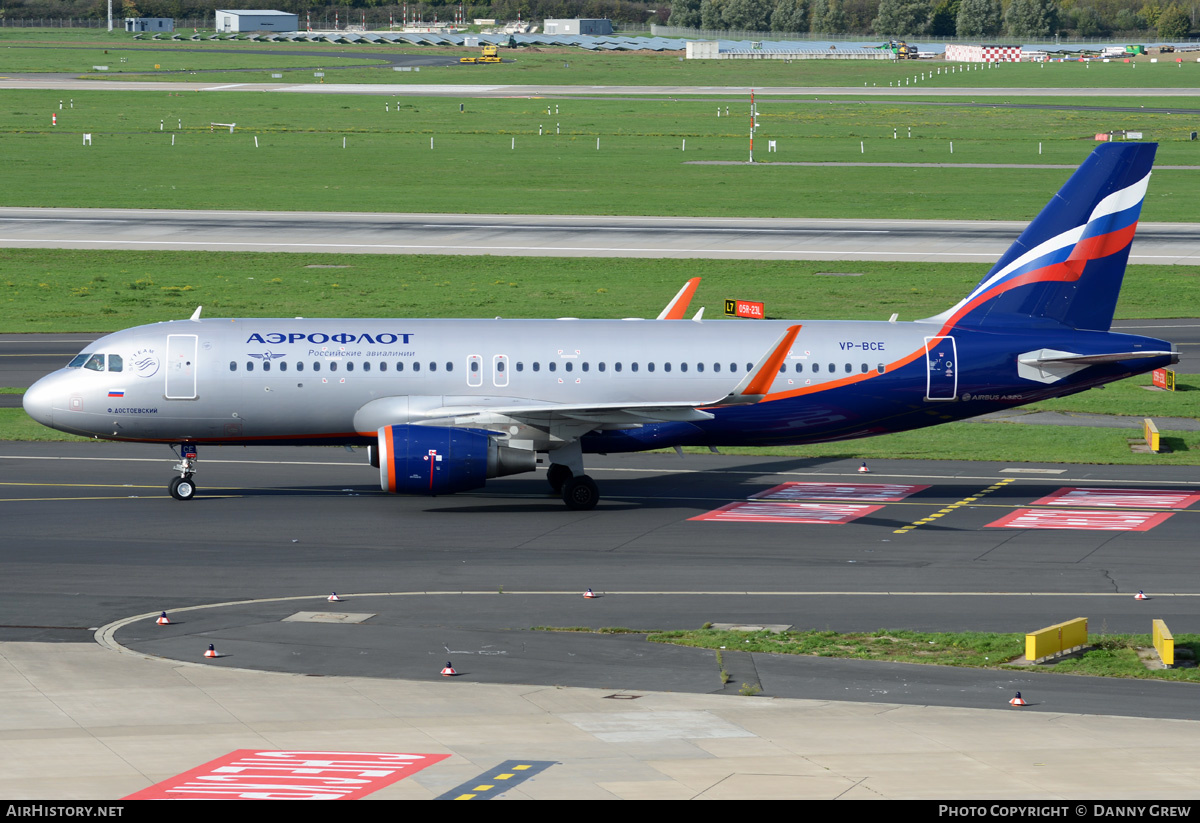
[377,425,536,495]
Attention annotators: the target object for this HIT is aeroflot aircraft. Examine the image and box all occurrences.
[23,143,1177,509]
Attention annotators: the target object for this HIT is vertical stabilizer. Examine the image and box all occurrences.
[926,142,1156,331]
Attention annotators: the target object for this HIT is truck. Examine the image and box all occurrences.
[456,44,499,63]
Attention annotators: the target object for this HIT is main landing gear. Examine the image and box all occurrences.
[169,444,198,501]
[561,474,599,510]
[546,443,600,510]
[548,464,599,510]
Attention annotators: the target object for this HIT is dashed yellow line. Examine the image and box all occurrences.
[893,478,1016,535]
[438,760,554,800]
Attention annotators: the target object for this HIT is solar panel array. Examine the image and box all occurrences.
[140,30,690,50]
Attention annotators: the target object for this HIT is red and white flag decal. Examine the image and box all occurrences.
[986,508,1175,532]
[125,750,450,800]
[691,501,884,524]
[1030,487,1200,510]
[753,482,929,503]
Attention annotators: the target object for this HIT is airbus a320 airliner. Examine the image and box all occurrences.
[23,143,1177,509]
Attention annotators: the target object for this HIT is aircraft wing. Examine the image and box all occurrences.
[417,325,803,429]
[426,400,717,426]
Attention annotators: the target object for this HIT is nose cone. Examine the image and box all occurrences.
[22,376,54,428]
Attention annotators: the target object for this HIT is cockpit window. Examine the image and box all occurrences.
[68,353,90,368]
[83,354,105,371]
[107,354,123,372]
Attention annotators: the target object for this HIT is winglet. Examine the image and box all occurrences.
[189,306,203,321]
[656,278,701,320]
[716,325,802,404]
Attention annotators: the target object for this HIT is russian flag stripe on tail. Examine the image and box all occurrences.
[925,143,1156,332]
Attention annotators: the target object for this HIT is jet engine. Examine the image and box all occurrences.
[376,424,536,495]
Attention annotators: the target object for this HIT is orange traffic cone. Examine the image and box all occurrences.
[1135,591,1149,600]
[584,588,597,599]
[858,461,870,473]
[441,661,457,676]
[328,592,343,602]
[156,611,171,625]
[1009,691,1028,706]
[204,644,219,659]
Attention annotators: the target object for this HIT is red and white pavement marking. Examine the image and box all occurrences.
[1030,487,1200,509]
[124,750,450,800]
[690,501,885,524]
[986,508,1176,532]
[752,481,929,503]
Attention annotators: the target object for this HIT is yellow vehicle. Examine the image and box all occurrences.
[460,45,501,64]
[874,39,918,59]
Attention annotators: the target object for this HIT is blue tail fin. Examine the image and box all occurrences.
[927,142,1156,332]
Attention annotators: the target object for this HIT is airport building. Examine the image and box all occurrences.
[542,18,614,36]
[125,17,174,32]
[214,10,299,33]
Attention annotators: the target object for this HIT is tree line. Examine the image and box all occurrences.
[669,0,1195,39]
[0,0,1192,37]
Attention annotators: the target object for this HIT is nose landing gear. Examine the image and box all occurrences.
[169,444,198,500]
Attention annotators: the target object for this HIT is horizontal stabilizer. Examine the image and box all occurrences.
[1020,350,1176,366]
[1017,347,1176,384]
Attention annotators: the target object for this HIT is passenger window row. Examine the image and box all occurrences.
[232,360,453,373]
[228,359,888,377]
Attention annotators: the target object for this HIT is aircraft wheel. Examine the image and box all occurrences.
[169,475,196,501]
[561,475,599,510]
[546,463,573,493]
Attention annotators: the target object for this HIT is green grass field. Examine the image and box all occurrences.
[701,421,1200,465]
[3,89,1200,218]
[644,628,1200,683]
[2,250,1197,331]
[0,43,382,73]
[4,29,1197,90]
[187,51,1200,89]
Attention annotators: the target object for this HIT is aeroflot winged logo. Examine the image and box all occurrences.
[246,332,415,345]
[131,348,160,378]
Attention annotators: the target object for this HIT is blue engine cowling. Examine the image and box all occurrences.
[377,425,536,495]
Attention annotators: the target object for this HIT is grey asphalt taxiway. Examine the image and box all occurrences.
[4,445,1200,798]
[4,445,1200,703]
[3,208,1200,264]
